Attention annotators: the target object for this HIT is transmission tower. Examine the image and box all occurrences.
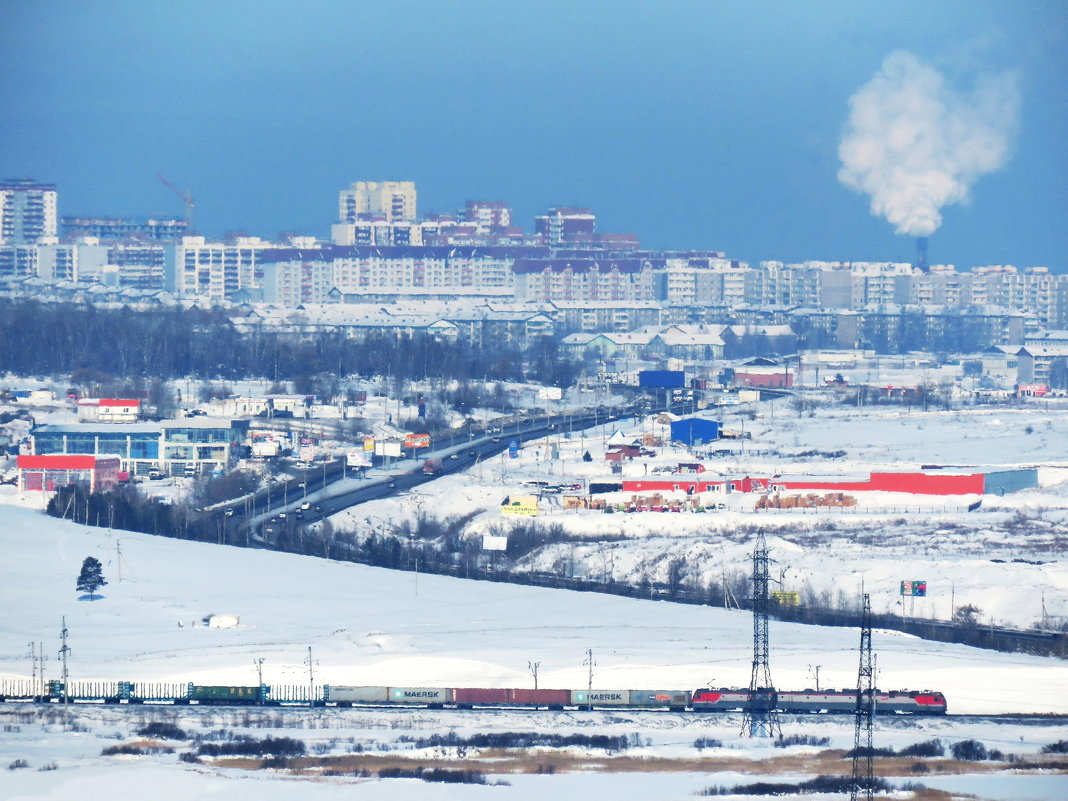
[851,593,875,801]
[740,531,781,738]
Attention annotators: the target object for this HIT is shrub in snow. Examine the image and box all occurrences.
[951,739,988,761]
[135,722,188,740]
[378,767,488,784]
[196,736,305,758]
[1043,740,1068,754]
[774,734,830,748]
[7,759,29,770]
[899,739,944,757]
[693,736,723,750]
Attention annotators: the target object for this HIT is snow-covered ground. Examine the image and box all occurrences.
[0,504,1066,798]
[2,395,1066,798]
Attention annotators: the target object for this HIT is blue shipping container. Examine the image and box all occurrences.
[638,370,685,389]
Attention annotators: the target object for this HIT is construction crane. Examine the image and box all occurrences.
[155,173,195,230]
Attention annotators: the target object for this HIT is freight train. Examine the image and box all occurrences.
[0,679,947,715]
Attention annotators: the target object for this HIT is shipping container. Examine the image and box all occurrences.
[571,689,629,706]
[509,688,571,707]
[388,687,450,705]
[628,689,691,708]
[324,685,389,704]
[453,687,510,706]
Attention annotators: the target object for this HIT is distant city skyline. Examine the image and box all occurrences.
[1,1,1064,270]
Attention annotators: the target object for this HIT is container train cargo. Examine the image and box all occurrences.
[0,679,946,715]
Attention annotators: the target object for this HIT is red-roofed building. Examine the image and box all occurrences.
[17,454,121,492]
[77,398,141,423]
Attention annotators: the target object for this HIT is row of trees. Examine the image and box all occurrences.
[0,299,579,389]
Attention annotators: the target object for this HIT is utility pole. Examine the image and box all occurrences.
[809,664,822,692]
[116,540,123,583]
[254,658,265,705]
[584,649,595,711]
[740,531,781,738]
[28,642,42,695]
[850,593,875,801]
[58,617,71,710]
[305,646,315,708]
[528,660,540,690]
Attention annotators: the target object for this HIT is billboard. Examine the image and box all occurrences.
[482,535,509,551]
[771,591,800,606]
[403,433,431,449]
[501,494,539,516]
[537,387,563,401]
[374,440,403,457]
[346,450,372,468]
[900,580,927,597]
[363,436,375,452]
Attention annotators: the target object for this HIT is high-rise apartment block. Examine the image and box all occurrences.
[339,181,417,223]
[1,178,58,244]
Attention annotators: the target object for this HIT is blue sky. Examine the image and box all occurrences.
[1,0,1065,269]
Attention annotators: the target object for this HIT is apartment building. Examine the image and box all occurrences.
[338,180,417,223]
[1,178,57,244]
[174,235,284,299]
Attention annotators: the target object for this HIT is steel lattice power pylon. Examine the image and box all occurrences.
[740,531,781,738]
[851,593,875,801]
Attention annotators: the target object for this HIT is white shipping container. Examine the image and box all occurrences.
[388,687,450,704]
[325,685,389,703]
[571,689,628,706]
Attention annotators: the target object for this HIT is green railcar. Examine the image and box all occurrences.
[187,683,267,704]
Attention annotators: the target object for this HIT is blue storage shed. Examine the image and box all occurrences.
[670,418,721,446]
[982,468,1038,495]
[639,370,685,389]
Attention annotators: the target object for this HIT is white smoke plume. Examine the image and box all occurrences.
[837,50,1019,237]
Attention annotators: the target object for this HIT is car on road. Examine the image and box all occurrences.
[449,453,459,460]
[300,501,311,510]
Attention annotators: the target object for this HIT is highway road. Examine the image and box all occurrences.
[221,399,698,544]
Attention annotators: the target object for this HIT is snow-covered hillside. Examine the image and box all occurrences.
[0,505,1065,715]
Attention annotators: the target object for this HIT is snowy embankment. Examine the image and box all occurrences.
[0,505,1065,715]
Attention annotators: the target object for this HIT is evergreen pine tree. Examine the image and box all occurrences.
[76,556,107,599]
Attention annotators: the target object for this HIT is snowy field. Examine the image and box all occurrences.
[0,505,1066,799]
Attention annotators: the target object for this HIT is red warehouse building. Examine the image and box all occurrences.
[620,468,1036,497]
[17,454,122,492]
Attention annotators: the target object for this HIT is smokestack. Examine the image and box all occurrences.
[915,236,929,273]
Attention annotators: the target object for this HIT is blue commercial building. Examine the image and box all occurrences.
[32,418,249,477]
[670,418,721,446]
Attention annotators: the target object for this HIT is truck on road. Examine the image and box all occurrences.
[422,458,443,475]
